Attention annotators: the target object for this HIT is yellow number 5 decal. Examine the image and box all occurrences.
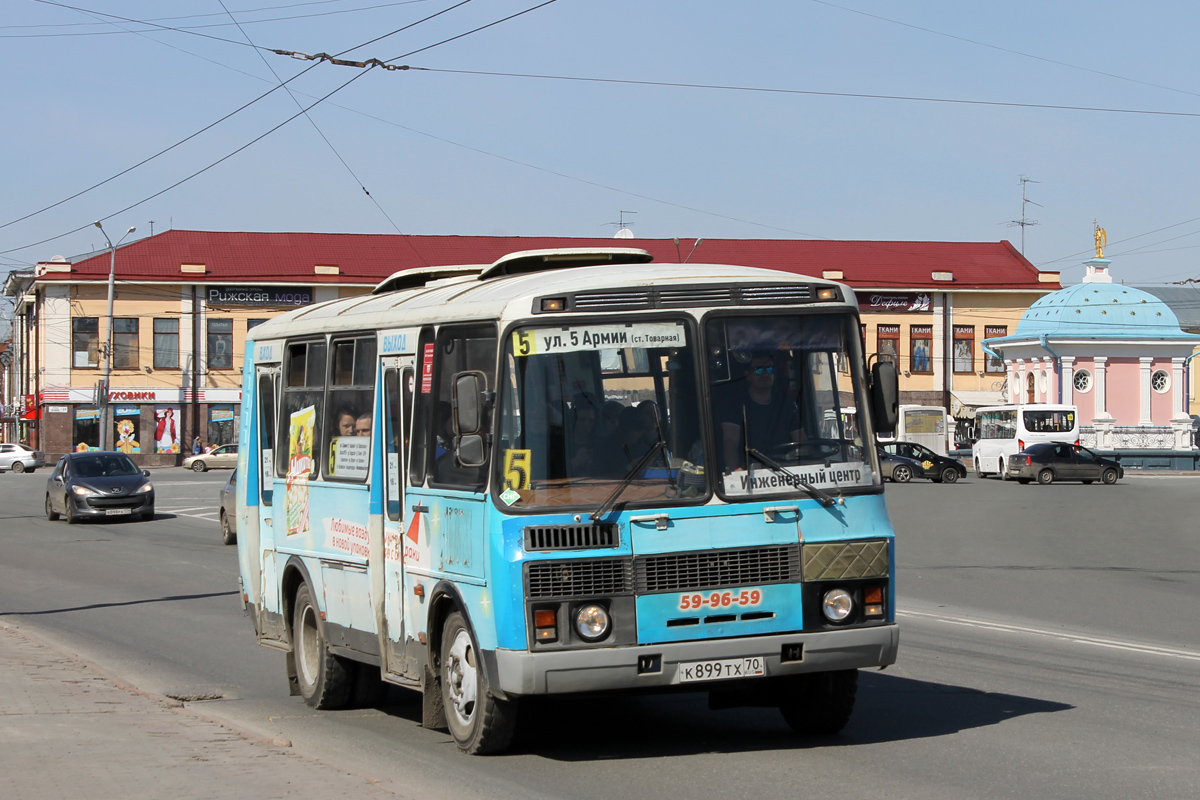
[511,330,536,357]
[503,449,532,490]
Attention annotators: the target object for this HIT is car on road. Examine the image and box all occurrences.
[1007,441,1123,485]
[219,468,237,545]
[878,441,968,483]
[45,451,155,523]
[183,443,238,472]
[0,442,45,473]
[877,447,923,483]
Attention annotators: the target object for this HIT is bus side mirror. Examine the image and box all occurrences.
[870,361,899,435]
[456,434,486,468]
[453,371,486,435]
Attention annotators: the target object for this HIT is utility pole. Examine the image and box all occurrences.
[93,221,136,450]
[1006,176,1041,255]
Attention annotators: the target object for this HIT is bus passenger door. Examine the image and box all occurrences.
[380,360,419,682]
[253,364,284,642]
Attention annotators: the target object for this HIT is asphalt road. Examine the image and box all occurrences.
[1,467,1197,799]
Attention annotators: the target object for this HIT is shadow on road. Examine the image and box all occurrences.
[0,590,240,617]
[404,670,1073,760]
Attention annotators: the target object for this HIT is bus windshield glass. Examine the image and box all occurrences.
[705,313,875,498]
[497,319,704,509]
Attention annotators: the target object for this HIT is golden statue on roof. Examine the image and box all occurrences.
[1093,220,1106,258]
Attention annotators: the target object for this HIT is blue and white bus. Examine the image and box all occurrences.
[236,248,900,753]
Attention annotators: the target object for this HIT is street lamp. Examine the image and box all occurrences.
[94,221,136,451]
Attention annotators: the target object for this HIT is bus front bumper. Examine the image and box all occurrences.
[491,624,898,697]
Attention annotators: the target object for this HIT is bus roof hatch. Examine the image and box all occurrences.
[478,248,653,280]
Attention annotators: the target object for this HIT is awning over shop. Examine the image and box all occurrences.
[950,389,1007,418]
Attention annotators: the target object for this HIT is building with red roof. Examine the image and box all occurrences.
[4,230,1060,461]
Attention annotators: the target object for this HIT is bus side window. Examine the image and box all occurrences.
[384,368,404,520]
[409,327,435,487]
[277,340,326,480]
[430,324,497,491]
[257,372,276,505]
[324,336,376,482]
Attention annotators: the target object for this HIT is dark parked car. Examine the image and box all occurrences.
[45,451,155,523]
[1007,442,1123,485]
[878,441,968,483]
[219,468,237,545]
[877,447,922,483]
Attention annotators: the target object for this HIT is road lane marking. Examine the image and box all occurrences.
[898,609,1200,663]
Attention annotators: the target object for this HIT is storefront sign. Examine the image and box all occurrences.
[46,405,69,414]
[207,286,313,307]
[109,389,156,402]
[859,292,932,313]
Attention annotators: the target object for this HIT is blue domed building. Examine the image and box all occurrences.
[984,255,1200,451]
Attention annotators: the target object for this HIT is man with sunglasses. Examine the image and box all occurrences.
[717,352,800,472]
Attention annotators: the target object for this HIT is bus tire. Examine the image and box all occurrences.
[441,611,517,755]
[999,458,1009,480]
[292,583,353,710]
[974,459,988,478]
[940,467,959,484]
[1102,468,1119,485]
[1037,469,1054,485]
[780,669,858,735]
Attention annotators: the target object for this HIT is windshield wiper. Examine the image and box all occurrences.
[589,440,667,523]
[740,406,839,507]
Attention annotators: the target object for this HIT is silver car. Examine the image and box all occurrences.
[219,468,237,545]
[0,443,45,473]
[183,443,238,472]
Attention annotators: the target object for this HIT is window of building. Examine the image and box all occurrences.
[73,317,99,368]
[984,325,1007,373]
[247,318,269,331]
[73,406,100,451]
[325,336,377,482]
[876,325,899,365]
[207,318,234,370]
[910,325,932,373]
[209,405,236,446]
[153,318,179,369]
[952,326,975,373]
[113,318,139,369]
[113,406,142,453]
[1152,369,1171,393]
[1073,369,1092,393]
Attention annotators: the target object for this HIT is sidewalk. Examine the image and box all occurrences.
[0,622,407,800]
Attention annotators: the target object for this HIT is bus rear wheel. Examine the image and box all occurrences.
[779,669,858,735]
[441,611,516,754]
[292,583,353,709]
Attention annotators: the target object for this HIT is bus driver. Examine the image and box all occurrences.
[718,352,799,471]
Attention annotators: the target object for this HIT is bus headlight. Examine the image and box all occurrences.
[574,603,611,642]
[822,588,854,622]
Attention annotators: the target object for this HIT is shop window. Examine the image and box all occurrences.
[247,318,269,331]
[154,319,179,369]
[910,325,932,373]
[325,336,377,482]
[113,406,142,453]
[73,317,99,368]
[113,318,139,369]
[209,405,236,446]
[876,325,899,365]
[72,407,100,451]
[984,326,1007,373]
[953,326,975,373]
[208,318,234,370]
[154,406,181,453]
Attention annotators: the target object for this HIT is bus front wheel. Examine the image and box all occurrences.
[292,583,353,709]
[779,669,858,735]
[441,611,516,754]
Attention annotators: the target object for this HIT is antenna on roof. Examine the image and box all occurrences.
[607,210,637,239]
[1005,175,1041,254]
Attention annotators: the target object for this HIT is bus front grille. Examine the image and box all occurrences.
[524,522,619,551]
[525,558,633,598]
[634,545,801,594]
[801,540,889,581]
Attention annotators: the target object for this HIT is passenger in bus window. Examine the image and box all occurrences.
[354,412,372,438]
[335,407,357,436]
[601,400,624,437]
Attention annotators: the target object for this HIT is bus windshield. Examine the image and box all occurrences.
[497,318,704,509]
[706,313,874,498]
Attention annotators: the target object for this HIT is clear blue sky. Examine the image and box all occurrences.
[3,0,1199,287]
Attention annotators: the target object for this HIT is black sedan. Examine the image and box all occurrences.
[878,441,968,483]
[1007,442,1123,485]
[45,451,155,523]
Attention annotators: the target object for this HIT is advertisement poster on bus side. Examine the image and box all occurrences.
[286,405,315,537]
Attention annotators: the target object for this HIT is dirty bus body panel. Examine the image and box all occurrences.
[236,248,899,754]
